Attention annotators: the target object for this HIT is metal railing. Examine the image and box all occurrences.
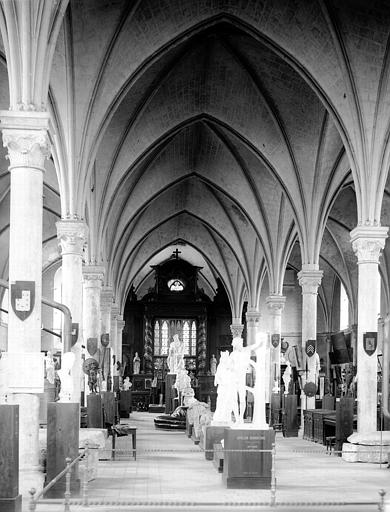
[29,449,86,511]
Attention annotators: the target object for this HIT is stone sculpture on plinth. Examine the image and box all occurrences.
[167,333,185,374]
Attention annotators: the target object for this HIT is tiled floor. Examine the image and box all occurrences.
[31,412,390,512]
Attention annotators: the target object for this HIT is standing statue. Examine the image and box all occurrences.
[229,333,267,426]
[133,352,141,374]
[174,368,192,402]
[57,351,75,402]
[212,351,236,424]
[88,367,98,393]
[167,334,185,374]
[282,361,292,394]
[210,354,217,376]
[44,351,55,384]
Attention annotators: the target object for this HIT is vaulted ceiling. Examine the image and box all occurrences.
[1,0,390,323]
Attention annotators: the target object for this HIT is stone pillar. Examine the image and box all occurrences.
[1,111,52,495]
[56,219,88,403]
[351,225,388,433]
[245,308,260,346]
[100,287,112,386]
[82,265,104,362]
[298,265,323,411]
[116,316,125,370]
[266,296,286,394]
[111,305,119,378]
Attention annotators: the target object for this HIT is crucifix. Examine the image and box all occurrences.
[172,248,181,259]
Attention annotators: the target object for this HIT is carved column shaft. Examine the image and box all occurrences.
[57,220,88,403]
[197,315,207,374]
[298,265,323,411]
[266,296,286,395]
[0,111,53,495]
[351,225,388,433]
[143,316,153,374]
[116,316,125,370]
[83,266,104,358]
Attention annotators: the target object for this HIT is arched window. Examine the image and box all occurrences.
[161,321,169,355]
[183,321,190,354]
[191,321,197,356]
[154,321,160,355]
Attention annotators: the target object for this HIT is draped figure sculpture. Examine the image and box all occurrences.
[229,332,268,427]
[167,334,185,374]
[212,351,236,424]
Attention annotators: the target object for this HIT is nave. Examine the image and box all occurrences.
[31,411,390,512]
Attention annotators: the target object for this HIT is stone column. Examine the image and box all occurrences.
[298,265,323,411]
[351,225,388,433]
[245,308,260,346]
[82,265,104,362]
[0,111,52,494]
[100,287,112,387]
[266,296,286,393]
[111,305,119,377]
[56,219,88,402]
[116,316,125,373]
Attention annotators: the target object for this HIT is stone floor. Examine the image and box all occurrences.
[27,411,390,512]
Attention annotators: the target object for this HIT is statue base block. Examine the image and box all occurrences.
[222,428,275,489]
[87,393,103,427]
[0,496,22,512]
[205,425,226,460]
[165,374,176,414]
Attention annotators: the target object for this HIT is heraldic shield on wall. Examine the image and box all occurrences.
[271,333,280,348]
[11,280,35,321]
[305,339,316,357]
[363,332,377,356]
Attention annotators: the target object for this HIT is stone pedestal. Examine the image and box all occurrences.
[282,394,298,437]
[119,390,132,418]
[0,405,21,512]
[46,403,80,498]
[165,374,176,414]
[222,428,275,489]
[87,394,103,428]
[205,425,226,460]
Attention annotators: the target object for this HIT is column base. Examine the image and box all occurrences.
[0,495,22,512]
[19,467,44,498]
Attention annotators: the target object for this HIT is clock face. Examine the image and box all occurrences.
[167,278,185,292]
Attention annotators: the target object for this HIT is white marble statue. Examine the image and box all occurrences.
[212,350,236,424]
[123,376,132,390]
[44,350,55,384]
[210,354,217,376]
[174,368,192,401]
[58,351,75,402]
[229,332,268,428]
[282,361,292,394]
[167,334,185,374]
[133,352,141,374]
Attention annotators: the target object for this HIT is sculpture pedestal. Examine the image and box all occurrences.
[283,395,298,437]
[205,425,226,460]
[119,390,132,418]
[87,393,103,427]
[222,428,275,489]
[46,403,80,498]
[0,405,21,512]
[165,374,176,414]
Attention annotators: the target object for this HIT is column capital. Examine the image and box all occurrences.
[82,265,105,283]
[0,111,53,169]
[246,308,260,326]
[101,287,113,311]
[298,266,323,294]
[56,219,88,256]
[266,295,286,315]
[350,225,389,264]
[230,322,244,338]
